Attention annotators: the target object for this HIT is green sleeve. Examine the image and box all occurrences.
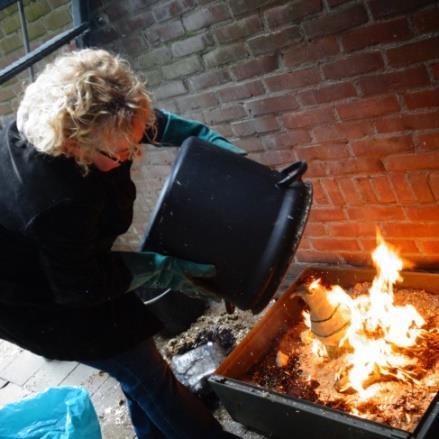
[158,110,246,155]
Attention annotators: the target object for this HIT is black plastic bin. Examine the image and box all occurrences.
[141,137,312,313]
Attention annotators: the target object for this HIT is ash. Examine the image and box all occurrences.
[154,299,269,438]
[246,284,439,432]
[155,300,265,361]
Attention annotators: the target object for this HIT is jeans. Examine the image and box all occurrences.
[83,338,230,439]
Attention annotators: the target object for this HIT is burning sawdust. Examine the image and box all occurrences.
[245,285,439,432]
[246,233,439,432]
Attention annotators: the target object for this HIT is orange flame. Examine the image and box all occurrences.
[306,231,426,399]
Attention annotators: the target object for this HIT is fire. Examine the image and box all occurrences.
[303,232,427,399]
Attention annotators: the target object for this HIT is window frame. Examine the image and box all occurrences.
[0,0,91,85]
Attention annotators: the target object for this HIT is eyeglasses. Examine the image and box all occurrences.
[96,148,125,164]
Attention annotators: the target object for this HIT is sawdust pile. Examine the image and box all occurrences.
[245,284,439,432]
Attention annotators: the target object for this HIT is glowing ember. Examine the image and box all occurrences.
[303,232,428,400]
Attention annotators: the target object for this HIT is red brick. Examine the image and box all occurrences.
[203,105,247,125]
[153,0,195,22]
[296,250,343,264]
[298,83,356,106]
[203,44,249,68]
[214,15,263,44]
[189,70,231,91]
[295,143,350,161]
[432,63,439,80]
[337,95,400,121]
[358,66,430,96]
[339,252,372,266]
[257,149,296,167]
[320,177,345,205]
[362,238,419,254]
[384,151,439,171]
[337,177,363,205]
[404,88,439,110]
[406,254,439,269]
[351,135,413,158]
[176,92,218,111]
[283,108,336,128]
[376,111,439,133]
[328,0,351,7]
[327,158,384,175]
[283,36,339,68]
[305,160,327,177]
[371,175,396,203]
[430,172,439,199]
[262,130,311,149]
[311,179,330,205]
[235,137,264,153]
[265,68,321,92]
[183,4,230,31]
[232,115,279,137]
[211,124,233,138]
[217,80,265,102]
[303,4,368,39]
[355,177,377,203]
[369,0,435,19]
[246,95,299,117]
[341,17,412,52]
[303,222,326,236]
[387,37,439,68]
[327,223,377,237]
[265,0,322,29]
[313,121,374,142]
[312,238,360,252]
[252,116,279,134]
[299,238,312,250]
[230,54,278,81]
[323,52,384,80]
[381,222,439,238]
[348,207,405,221]
[408,173,435,203]
[230,0,277,16]
[154,20,186,42]
[389,173,417,203]
[415,133,439,151]
[248,26,301,56]
[309,207,346,222]
[422,241,439,254]
[231,120,256,137]
[405,206,439,221]
[413,6,439,33]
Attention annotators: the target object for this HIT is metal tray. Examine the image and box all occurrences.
[209,266,439,439]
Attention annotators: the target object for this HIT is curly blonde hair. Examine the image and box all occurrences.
[17,48,155,172]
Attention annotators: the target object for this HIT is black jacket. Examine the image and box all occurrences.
[0,109,237,360]
[0,108,193,360]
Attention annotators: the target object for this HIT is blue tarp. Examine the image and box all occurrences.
[0,386,101,439]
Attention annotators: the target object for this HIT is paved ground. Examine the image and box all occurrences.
[0,334,265,438]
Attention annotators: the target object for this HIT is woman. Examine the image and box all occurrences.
[0,48,242,438]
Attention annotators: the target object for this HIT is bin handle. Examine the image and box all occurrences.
[276,161,307,188]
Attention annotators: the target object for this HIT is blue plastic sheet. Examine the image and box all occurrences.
[0,386,101,439]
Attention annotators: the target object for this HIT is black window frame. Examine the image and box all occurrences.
[0,0,91,85]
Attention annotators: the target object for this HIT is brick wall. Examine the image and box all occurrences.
[2,0,438,269]
[90,0,439,269]
[0,0,72,120]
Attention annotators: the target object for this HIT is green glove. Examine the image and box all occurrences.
[119,251,217,298]
[160,110,247,155]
